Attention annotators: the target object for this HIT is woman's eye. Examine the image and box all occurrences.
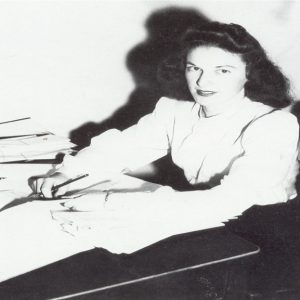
[186,66,200,72]
[217,69,231,74]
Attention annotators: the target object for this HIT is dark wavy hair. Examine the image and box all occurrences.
[157,22,293,108]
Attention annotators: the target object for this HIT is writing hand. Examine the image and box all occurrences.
[29,172,70,199]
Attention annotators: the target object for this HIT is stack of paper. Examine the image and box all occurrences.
[0,117,49,138]
[0,134,75,162]
[0,117,75,162]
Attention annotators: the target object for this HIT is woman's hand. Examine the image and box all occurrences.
[29,172,70,199]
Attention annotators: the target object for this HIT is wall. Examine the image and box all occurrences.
[0,0,299,138]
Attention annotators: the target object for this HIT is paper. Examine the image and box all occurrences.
[0,200,94,282]
[0,117,75,163]
[0,175,224,281]
[0,117,49,139]
[0,190,18,210]
[49,208,184,254]
[0,134,75,162]
[49,187,224,254]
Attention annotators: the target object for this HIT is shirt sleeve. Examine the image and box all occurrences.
[58,97,176,180]
[105,110,298,237]
[91,110,299,254]
[157,110,299,232]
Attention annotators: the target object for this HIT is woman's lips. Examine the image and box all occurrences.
[196,89,216,97]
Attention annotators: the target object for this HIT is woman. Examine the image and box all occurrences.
[34,22,299,253]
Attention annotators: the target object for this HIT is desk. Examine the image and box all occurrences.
[0,175,163,281]
[226,199,300,298]
[0,227,259,300]
[0,173,260,299]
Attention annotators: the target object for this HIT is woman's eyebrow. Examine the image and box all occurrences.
[215,65,236,68]
[186,61,196,65]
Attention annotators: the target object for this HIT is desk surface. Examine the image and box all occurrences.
[0,175,165,282]
[1,173,260,299]
[0,226,259,299]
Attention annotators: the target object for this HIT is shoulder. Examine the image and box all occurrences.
[155,97,194,110]
[253,108,298,133]
[243,99,298,132]
[242,105,299,148]
[154,97,196,118]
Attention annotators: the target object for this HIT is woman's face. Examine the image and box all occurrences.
[185,46,247,112]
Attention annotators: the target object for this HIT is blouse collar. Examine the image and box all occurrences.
[195,89,248,119]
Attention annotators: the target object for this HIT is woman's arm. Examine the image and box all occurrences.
[60,110,299,253]
[35,98,176,197]
[164,111,299,228]
[62,98,176,177]
[97,111,300,236]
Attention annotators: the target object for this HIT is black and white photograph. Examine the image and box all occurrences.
[1,0,300,299]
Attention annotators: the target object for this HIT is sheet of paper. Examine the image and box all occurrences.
[0,175,224,281]
[50,183,225,255]
[0,117,49,138]
[0,134,75,162]
[0,176,156,281]
[0,190,18,210]
[50,206,225,255]
[0,200,94,282]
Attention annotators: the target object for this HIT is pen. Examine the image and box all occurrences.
[30,173,89,199]
[51,174,89,195]
[65,178,111,197]
[0,117,31,125]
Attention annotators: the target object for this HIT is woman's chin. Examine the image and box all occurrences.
[194,96,217,106]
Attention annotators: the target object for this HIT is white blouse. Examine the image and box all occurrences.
[59,93,299,220]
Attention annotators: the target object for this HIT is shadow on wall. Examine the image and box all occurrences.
[70,7,210,148]
[69,6,210,189]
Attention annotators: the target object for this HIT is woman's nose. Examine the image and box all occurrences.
[196,71,211,87]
